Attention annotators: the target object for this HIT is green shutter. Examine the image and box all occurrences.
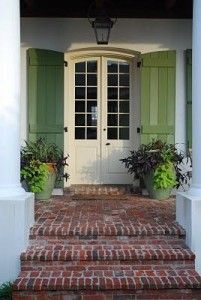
[140,51,176,144]
[27,48,64,186]
[186,49,192,149]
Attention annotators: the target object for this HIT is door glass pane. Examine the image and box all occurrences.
[75,87,85,99]
[75,60,98,140]
[87,114,97,126]
[87,87,97,99]
[119,101,129,113]
[108,114,118,126]
[108,101,118,112]
[108,128,118,139]
[119,114,129,126]
[75,62,85,73]
[87,101,97,113]
[119,128,129,140]
[107,60,130,140]
[108,88,118,100]
[107,61,118,73]
[87,128,97,139]
[75,74,85,86]
[75,114,85,126]
[75,101,85,112]
[119,74,129,86]
[119,88,129,100]
[108,74,118,86]
[119,62,129,73]
[87,74,97,86]
[87,61,97,72]
[75,128,85,139]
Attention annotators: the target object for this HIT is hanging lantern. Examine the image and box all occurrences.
[88,1,116,45]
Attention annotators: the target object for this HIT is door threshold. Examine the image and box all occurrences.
[65,184,141,196]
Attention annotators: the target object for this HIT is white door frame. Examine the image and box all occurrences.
[64,48,141,187]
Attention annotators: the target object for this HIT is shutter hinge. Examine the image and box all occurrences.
[64,126,68,132]
[63,173,69,182]
[137,60,142,68]
[64,61,68,67]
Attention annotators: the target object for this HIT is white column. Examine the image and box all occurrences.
[176,0,201,275]
[175,50,186,153]
[0,0,34,284]
[0,0,25,197]
[188,0,201,196]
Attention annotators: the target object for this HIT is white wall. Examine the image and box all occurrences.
[20,18,192,144]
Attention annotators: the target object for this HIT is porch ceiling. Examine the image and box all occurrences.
[20,0,192,19]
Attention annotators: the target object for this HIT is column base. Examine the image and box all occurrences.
[188,185,201,197]
[0,192,34,285]
[176,192,201,274]
[0,185,26,198]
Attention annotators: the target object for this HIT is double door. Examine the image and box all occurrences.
[69,56,136,184]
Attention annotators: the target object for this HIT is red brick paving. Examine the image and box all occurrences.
[13,269,201,291]
[13,193,201,299]
[21,244,194,262]
[34,195,176,226]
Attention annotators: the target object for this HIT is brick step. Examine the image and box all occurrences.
[21,244,195,262]
[21,244,195,271]
[13,269,201,293]
[12,289,201,300]
[30,223,185,239]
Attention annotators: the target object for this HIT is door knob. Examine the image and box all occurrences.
[106,143,110,146]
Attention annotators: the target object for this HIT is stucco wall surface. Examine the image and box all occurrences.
[20,18,192,145]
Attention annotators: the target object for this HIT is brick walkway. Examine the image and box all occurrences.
[13,193,201,299]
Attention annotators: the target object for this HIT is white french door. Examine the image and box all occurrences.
[68,56,137,184]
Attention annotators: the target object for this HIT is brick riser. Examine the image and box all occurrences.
[29,235,186,246]
[21,260,195,272]
[12,289,201,300]
[30,236,186,245]
[66,184,134,196]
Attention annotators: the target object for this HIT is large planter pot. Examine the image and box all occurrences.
[143,171,172,200]
[35,163,57,200]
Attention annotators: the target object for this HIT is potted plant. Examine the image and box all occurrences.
[120,140,191,200]
[21,138,69,200]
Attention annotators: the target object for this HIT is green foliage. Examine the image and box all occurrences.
[120,139,191,190]
[21,138,69,190]
[21,160,48,193]
[154,162,177,189]
[0,282,12,300]
[21,138,62,165]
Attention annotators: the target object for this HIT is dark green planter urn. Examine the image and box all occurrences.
[143,171,172,200]
[35,163,56,200]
